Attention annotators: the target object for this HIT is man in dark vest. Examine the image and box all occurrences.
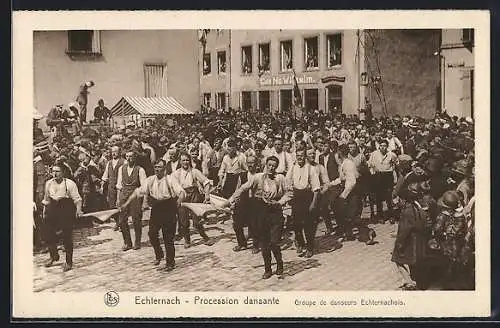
[318,140,341,235]
[101,145,125,230]
[116,151,147,251]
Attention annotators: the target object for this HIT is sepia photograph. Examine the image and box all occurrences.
[13,10,490,318]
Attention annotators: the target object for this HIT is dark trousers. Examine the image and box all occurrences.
[208,167,220,187]
[292,189,317,252]
[233,194,249,248]
[320,185,342,231]
[43,198,76,264]
[233,196,259,248]
[375,171,394,218]
[255,199,284,274]
[178,188,208,243]
[148,198,177,266]
[334,186,362,239]
[119,196,143,247]
[222,173,239,199]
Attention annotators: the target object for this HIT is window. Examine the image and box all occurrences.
[326,34,342,67]
[67,30,101,55]
[304,89,319,111]
[280,89,293,112]
[144,64,167,97]
[241,46,253,74]
[304,37,319,69]
[280,40,293,71]
[217,51,226,74]
[258,91,271,111]
[258,43,271,74]
[241,91,252,110]
[462,29,474,44]
[203,93,211,107]
[216,92,226,109]
[462,28,474,51]
[203,53,211,75]
[327,85,342,113]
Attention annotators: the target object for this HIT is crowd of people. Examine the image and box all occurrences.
[33,103,475,290]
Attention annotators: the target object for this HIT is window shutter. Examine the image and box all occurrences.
[91,31,101,53]
[144,64,167,97]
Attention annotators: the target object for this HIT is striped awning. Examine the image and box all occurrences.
[110,96,194,116]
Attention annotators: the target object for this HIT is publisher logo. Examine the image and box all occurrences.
[104,291,119,307]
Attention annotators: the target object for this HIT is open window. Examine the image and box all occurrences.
[217,51,226,74]
[66,30,102,56]
[326,34,342,67]
[280,40,293,71]
[304,37,319,69]
[258,43,271,74]
[241,46,253,74]
[203,53,212,75]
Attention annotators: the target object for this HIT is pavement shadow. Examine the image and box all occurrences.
[190,232,235,247]
[314,235,344,255]
[283,258,321,277]
[71,220,115,249]
[204,226,226,234]
[174,251,222,270]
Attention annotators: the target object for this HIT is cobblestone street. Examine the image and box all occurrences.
[33,207,404,292]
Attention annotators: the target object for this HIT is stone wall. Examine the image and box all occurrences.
[364,29,441,118]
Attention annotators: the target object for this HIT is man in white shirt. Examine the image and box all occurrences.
[163,147,181,176]
[270,138,294,176]
[286,149,321,258]
[262,136,275,159]
[42,164,83,272]
[172,152,214,248]
[120,159,185,272]
[368,139,399,223]
[232,155,261,253]
[116,151,147,251]
[386,129,404,155]
[325,144,376,244]
[218,139,248,198]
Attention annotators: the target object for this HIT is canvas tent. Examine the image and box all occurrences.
[110,96,194,117]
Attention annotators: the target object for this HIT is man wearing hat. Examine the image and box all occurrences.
[433,190,468,290]
[33,137,51,250]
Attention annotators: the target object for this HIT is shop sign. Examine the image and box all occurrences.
[258,74,318,86]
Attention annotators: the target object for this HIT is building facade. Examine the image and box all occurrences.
[438,29,474,118]
[34,30,200,125]
[199,29,365,116]
[200,29,447,118]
